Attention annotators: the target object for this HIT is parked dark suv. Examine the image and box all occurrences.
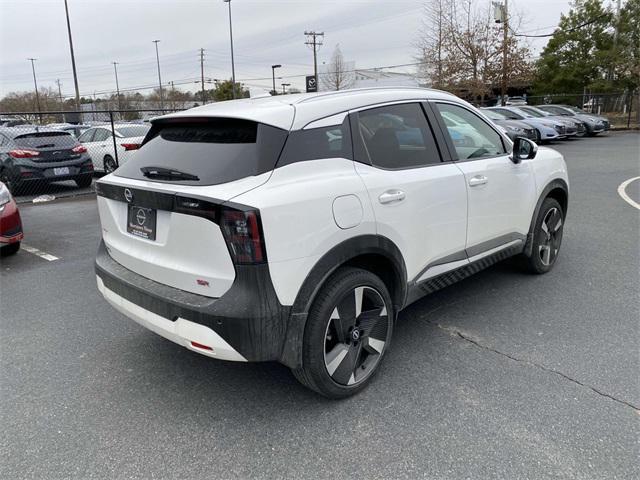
[0,127,94,194]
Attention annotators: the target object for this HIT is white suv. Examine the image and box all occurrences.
[95,88,568,398]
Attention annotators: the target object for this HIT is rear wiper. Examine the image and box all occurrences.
[140,166,199,181]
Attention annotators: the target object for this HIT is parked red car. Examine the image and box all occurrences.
[0,181,23,255]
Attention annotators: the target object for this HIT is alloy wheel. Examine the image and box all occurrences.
[323,286,390,386]
[539,207,563,266]
[104,157,117,173]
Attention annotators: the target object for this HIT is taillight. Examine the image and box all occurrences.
[220,208,266,264]
[121,143,140,151]
[9,149,39,158]
[72,145,87,153]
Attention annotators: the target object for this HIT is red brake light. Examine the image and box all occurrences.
[121,143,140,151]
[220,208,266,264]
[9,149,39,158]
[72,145,87,153]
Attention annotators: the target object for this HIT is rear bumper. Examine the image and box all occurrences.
[95,240,294,365]
[6,158,94,183]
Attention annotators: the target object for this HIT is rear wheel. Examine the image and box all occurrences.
[293,267,394,398]
[103,155,117,173]
[75,175,93,188]
[1,242,20,256]
[0,170,21,195]
[523,198,564,274]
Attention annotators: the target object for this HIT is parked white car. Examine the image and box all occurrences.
[78,124,150,173]
[95,88,569,398]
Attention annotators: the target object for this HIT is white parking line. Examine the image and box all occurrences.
[21,244,60,262]
[617,177,640,210]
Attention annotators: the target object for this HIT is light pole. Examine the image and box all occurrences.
[223,0,236,99]
[64,0,81,113]
[112,61,122,112]
[152,40,164,109]
[281,83,291,95]
[28,58,42,121]
[271,64,282,95]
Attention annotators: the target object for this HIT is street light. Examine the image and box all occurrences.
[281,83,291,95]
[271,64,282,95]
[223,0,236,99]
[152,40,164,109]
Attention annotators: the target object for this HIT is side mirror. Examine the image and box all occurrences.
[511,137,537,164]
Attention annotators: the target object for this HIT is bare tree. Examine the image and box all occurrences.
[416,0,534,103]
[321,44,354,91]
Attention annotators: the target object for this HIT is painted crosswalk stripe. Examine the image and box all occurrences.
[21,244,59,262]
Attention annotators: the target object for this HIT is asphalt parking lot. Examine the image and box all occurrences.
[1,131,638,479]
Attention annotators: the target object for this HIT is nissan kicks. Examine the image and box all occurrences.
[95,88,568,398]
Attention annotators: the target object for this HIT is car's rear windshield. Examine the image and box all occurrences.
[114,118,288,186]
[14,131,76,149]
[115,125,150,138]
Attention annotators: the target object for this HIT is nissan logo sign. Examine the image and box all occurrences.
[124,188,133,203]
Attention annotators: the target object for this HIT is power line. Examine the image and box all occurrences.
[512,12,609,37]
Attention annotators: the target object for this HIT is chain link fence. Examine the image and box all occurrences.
[0,108,184,202]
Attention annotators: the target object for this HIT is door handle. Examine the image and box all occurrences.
[468,175,488,187]
[379,189,406,204]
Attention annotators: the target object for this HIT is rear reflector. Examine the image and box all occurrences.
[191,341,213,351]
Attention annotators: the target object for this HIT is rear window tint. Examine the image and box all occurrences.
[114,119,287,186]
[278,118,352,167]
[14,132,76,148]
[115,125,150,138]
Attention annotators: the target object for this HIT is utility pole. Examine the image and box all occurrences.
[304,31,324,87]
[64,0,81,113]
[55,79,64,108]
[271,64,282,95]
[223,0,237,99]
[200,48,206,104]
[153,40,164,110]
[501,0,509,106]
[28,58,42,121]
[112,61,122,112]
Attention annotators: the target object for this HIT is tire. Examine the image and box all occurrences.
[103,156,117,174]
[1,242,20,256]
[292,267,394,399]
[534,129,542,144]
[522,198,564,274]
[0,170,21,196]
[75,175,93,188]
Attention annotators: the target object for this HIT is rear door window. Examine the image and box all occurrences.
[14,131,76,149]
[114,118,288,186]
[355,103,442,169]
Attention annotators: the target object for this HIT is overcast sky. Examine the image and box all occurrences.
[0,0,576,98]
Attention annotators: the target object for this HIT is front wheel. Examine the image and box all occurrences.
[293,267,394,399]
[75,175,93,188]
[1,242,20,256]
[523,198,564,274]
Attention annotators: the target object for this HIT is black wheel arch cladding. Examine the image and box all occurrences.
[524,179,568,257]
[279,234,407,369]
